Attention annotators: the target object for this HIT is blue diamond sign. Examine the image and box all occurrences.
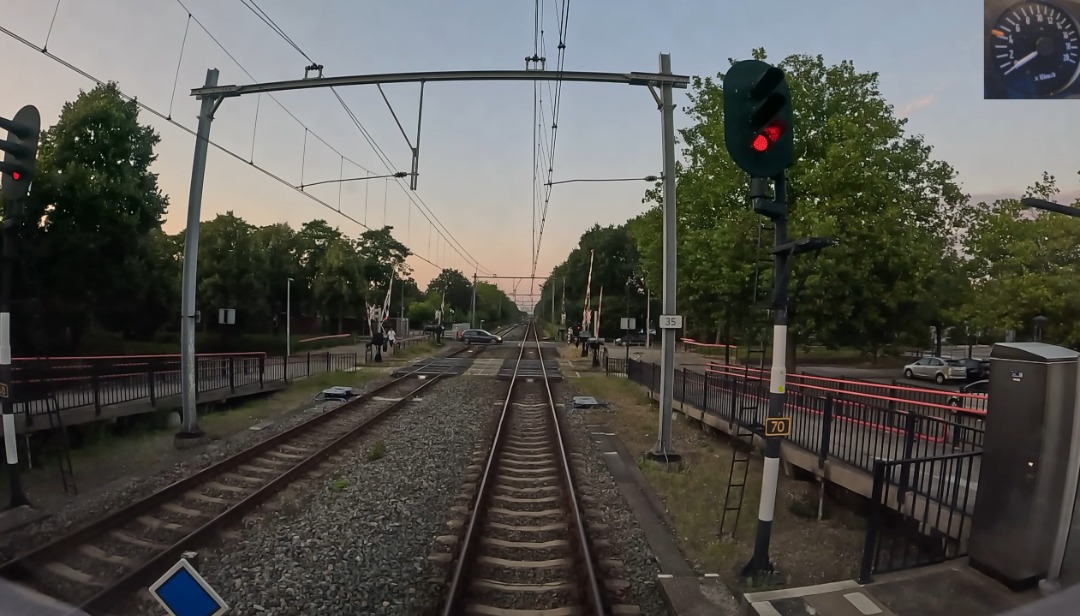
[148,558,228,616]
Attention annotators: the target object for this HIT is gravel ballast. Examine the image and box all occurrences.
[147,376,503,616]
[0,377,387,561]
[558,388,669,616]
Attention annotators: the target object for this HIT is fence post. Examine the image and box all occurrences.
[306,352,311,377]
[728,377,739,429]
[326,351,331,373]
[859,460,887,584]
[259,356,265,388]
[229,357,236,393]
[148,366,156,407]
[897,412,918,506]
[702,371,709,411]
[680,368,686,406]
[819,395,834,469]
[92,365,101,417]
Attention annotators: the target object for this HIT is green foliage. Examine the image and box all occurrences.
[631,51,967,355]
[534,224,644,339]
[960,173,1080,346]
[407,300,437,326]
[428,268,472,313]
[21,82,169,348]
[4,83,495,354]
[367,440,386,461]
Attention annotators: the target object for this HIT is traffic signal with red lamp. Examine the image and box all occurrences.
[0,105,41,203]
[723,60,793,179]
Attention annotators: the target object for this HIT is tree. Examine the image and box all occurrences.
[960,172,1080,346]
[254,223,299,331]
[313,237,366,334]
[407,301,437,328]
[536,224,642,339]
[196,212,269,333]
[427,269,473,313]
[633,49,967,362]
[357,226,411,304]
[21,82,169,348]
[295,220,343,317]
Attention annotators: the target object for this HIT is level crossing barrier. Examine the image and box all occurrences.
[10,351,359,424]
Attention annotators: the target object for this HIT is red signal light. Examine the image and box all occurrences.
[763,120,785,142]
[10,171,20,181]
[751,119,787,153]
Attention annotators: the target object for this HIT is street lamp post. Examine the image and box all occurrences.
[625,276,634,363]
[286,278,294,359]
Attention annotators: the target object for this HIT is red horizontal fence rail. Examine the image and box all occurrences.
[618,357,985,471]
[705,365,950,445]
[708,363,988,418]
[681,339,738,355]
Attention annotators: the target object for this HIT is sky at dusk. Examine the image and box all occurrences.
[2,0,1077,311]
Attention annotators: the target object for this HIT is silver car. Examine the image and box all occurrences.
[903,356,968,384]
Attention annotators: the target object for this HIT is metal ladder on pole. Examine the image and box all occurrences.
[720,220,772,538]
[43,391,76,495]
[18,235,77,495]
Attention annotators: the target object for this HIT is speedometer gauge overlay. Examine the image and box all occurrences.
[988,0,1080,98]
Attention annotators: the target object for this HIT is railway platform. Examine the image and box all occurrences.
[744,560,1039,616]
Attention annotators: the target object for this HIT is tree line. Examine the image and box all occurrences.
[535,49,1080,361]
[3,82,520,356]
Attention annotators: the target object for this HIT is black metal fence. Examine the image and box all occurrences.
[622,358,985,468]
[859,451,981,582]
[14,352,359,423]
[619,358,983,577]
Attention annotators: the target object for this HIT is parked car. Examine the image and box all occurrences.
[948,379,989,409]
[615,332,647,347]
[422,323,443,333]
[903,356,968,384]
[957,357,990,381]
[458,329,502,344]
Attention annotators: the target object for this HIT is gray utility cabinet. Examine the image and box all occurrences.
[969,342,1079,588]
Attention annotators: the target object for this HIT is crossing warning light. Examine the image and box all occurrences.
[723,60,794,178]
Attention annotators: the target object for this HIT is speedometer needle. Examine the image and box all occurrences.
[1004,50,1039,75]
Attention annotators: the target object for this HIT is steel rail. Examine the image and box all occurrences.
[0,374,439,610]
[440,321,605,615]
[440,323,530,615]
[536,325,607,614]
[76,376,441,614]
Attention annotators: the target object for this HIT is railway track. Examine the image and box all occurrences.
[0,363,455,615]
[439,321,626,615]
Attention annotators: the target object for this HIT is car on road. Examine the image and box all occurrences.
[458,329,503,344]
[957,357,990,381]
[903,356,968,384]
[614,332,647,346]
[948,379,989,413]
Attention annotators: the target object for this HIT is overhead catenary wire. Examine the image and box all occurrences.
[533,0,572,276]
[237,0,492,275]
[0,22,453,273]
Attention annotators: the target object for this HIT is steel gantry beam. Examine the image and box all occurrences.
[177,60,688,465]
[190,69,690,99]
